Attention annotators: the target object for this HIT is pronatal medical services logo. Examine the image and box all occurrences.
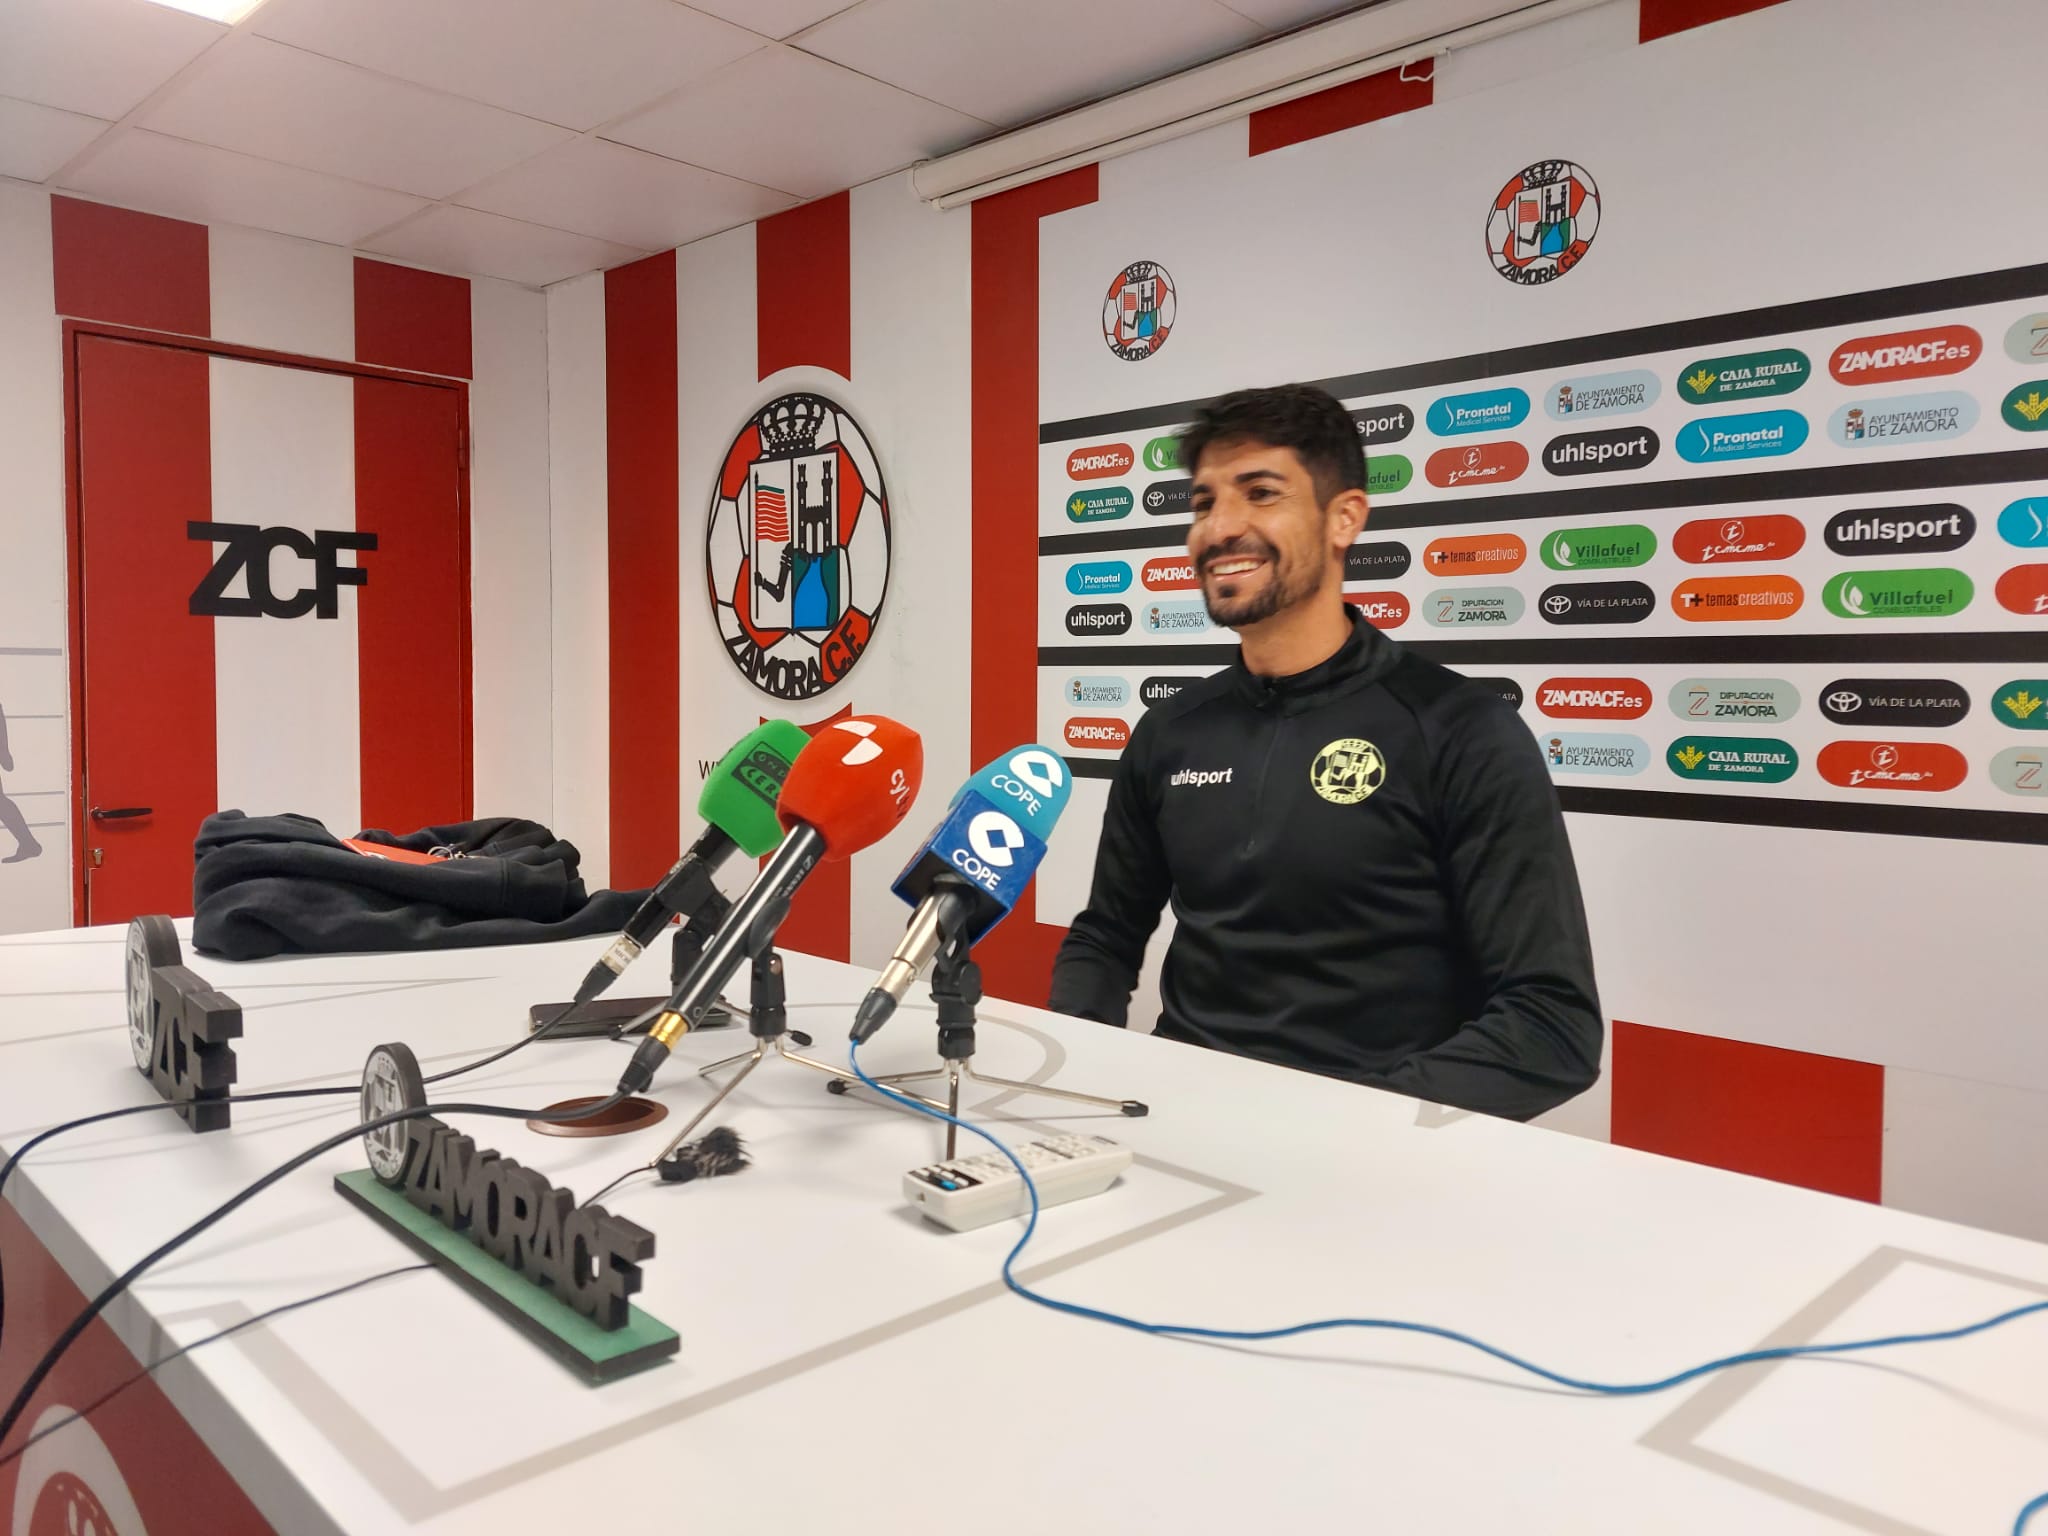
[706,393,890,701]
[1103,261,1175,360]
[1487,160,1600,285]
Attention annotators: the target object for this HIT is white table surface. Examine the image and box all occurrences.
[3,920,2046,1536]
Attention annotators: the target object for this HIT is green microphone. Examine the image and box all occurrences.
[574,719,811,1005]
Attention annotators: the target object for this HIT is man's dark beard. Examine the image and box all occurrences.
[1200,536,1325,628]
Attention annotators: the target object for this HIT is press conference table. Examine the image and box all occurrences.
[3,923,2045,1535]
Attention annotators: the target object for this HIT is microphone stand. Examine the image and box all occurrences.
[829,892,1148,1158]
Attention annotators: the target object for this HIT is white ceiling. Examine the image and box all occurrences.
[0,0,1387,288]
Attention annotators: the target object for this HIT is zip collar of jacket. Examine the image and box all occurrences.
[1227,605,1403,716]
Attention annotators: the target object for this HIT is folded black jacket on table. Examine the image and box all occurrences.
[192,810,647,960]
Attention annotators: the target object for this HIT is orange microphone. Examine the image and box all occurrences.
[618,716,924,1094]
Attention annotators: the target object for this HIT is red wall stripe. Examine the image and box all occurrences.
[1248,66,1432,157]
[969,166,1100,1007]
[72,335,215,923]
[51,197,208,337]
[354,376,472,833]
[605,251,681,892]
[757,192,851,382]
[1610,1021,1884,1202]
[1639,0,1789,42]
[354,258,473,380]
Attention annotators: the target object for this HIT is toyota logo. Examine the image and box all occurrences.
[1543,594,1572,615]
[1827,690,1863,713]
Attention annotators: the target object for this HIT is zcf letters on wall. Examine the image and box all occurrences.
[187,522,376,619]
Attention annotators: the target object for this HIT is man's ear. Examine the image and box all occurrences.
[1328,488,1369,550]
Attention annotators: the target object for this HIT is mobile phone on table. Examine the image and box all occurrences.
[526,997,739,1038]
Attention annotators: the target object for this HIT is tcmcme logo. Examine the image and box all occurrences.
[189,522,375,618]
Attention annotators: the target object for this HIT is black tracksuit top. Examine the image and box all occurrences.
[1048,610,1603,1121]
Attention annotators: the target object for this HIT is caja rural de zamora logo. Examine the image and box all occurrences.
[1488,160,1600,285]
[1103,261,1176,361]
[706,393,891,702]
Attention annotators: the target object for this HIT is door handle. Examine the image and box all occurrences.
[89,806,154,820]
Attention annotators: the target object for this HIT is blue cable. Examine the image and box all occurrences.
[846,1043,2048,1529]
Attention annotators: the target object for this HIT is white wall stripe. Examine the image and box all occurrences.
[207,224,354,361]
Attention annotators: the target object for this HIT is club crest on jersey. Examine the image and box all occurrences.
[1310,738,1386,805]
[706,393,892,701]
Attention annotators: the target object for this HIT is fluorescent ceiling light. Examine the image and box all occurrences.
[142,0,272,23]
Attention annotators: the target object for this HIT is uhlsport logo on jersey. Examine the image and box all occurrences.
[1669,678,1800,723]
[1487,160,1599,285]
[1310,738,1386,804]
[1829,325,1980,384]
[1066,675,1129,707]
[1678,349,1810,405]
[1672,515,1807,564]
[1425,587,1524,627]
[1676,410,1809,464]
[1828,392,1978,447]
[1818,679,1969,728]
[1065,560,1132,596]
[1543,732,1649,776]
[1103,261,1175,361]
[1427,386,1529,437]
[706,393,890,701]
[1546,369,1658,420]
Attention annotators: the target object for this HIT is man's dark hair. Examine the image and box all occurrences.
[1176,383,1366,505]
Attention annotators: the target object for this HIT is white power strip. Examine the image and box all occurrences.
[903,1133,1133,1232]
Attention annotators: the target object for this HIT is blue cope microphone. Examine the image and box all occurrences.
[850,743,1072,1042]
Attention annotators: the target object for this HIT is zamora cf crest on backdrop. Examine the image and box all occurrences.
[706,393,892,701]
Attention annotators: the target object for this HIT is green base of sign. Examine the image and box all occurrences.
[334,1170,679,1383]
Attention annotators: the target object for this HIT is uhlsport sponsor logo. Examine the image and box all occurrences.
[1993,681,2048,730]
[1425,587,1525,628]
[1141,479,1191,517]
[1824,504,1974,556]
[1828,391,1978,448]
[2002,381,2048,431]
[1065,602,1131,636]
[1672,514,1806,564]
[1997,496,2048,548]
[1142,599,1210,635]
[1668,737,1798,784]
[1349,591,1411,628]
[1546,369,1659,420]
[1425,441,1529,489]
[1141,435,1181,472]
[1819,679,1970,728]
[1671,575,1804,622]
[1543,425,1658,476]
[1427,386,1529,437]
[1367,454,1415,496]
[1541,523,1655,571]
[1065,716,1131,749]
[1066,675,1130,708]
[1996,564,2048,615]
[1678,348,1810,405]
[1344,541,1411,581]
[1472,677,1525,709]
[1823,569,1973,619]
[1676,409,1809,463]
[1102,261,1174,361]
[1669,678,1800,723]
[1990,745,2048,795]
[1068,443,1134,479]
[1065,560,1132,596]
[1424,532,1525,575]
[2005,313,2048,364]
[1141,676,1192,709]
[1168,765,1233,788]
[1541,732,1648,776]
[1488,159,1599,285]
[1829,324,1980,384]
[1141,555,1199,591]
[1537,677,1651,719]
[1066,485,1133,523]
[1351,403,1415,445]
[1538,580,1655,625]
[1817,740,1966,792]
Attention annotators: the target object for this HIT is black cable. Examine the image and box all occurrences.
[0,1089,625,1456]
[0,1262,431,1470]
[577,1164,652,1210]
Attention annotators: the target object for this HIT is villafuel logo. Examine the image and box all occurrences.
[1828,325,1980,384]
[1678,349,1810,405]
[1367,454,1415,496]
[1543,426,1658,476]
[1536,678,1651,719]
[1672,515,1806,564]
[1822,569,1973,619]
[1351,403,1415,445]
[1824,505,1973,556]
[1672,575,1804,622]
[1818,679,1969,727]
[1068,443,1134,479]
[1541,524,1655,570]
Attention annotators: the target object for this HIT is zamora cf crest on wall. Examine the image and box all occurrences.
[706,393,892,701]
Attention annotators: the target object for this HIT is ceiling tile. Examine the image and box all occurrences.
[138,35,573,200]
[459,137,796,251]
[606,46,986,199]
[797,0,1262,124]
[1217,0,1383,28]
[0,97,112,182]
[361,205,648,288]
[61,129,430,246]
[686,0,861,41]
[0,0,224,119]
[250,0,765,132]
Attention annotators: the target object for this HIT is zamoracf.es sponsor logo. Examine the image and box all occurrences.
[1102,261,1175,361]
[1487,159,1599,285]
[1536,677,1651,719]
[1348,591,1411,628]
[1064,717,1131,749]
[706,393,890,702]
[1068,443,1134,479]
[1828,325,1980,384]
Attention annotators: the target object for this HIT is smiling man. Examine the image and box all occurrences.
[1047,383,1603,1120]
